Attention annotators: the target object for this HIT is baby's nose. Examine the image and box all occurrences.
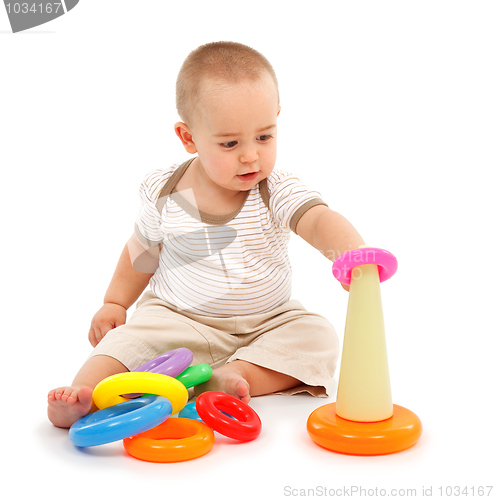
[239,147,259,164]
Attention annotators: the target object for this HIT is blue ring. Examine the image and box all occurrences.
[178,401,233,423]
[69,396,172,447]
[179,402,204,422]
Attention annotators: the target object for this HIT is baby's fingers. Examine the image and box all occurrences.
[89,321,116,347]
[88,327,97,347]
[88,326,103,347]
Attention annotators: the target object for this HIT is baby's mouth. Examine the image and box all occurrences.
[237,172,258,181]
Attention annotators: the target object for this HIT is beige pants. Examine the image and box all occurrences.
[90,291,339,397]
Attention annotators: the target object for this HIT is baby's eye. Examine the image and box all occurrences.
[257,134,273,142]
[220,141,238,148]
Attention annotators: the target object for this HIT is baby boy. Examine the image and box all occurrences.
[48,41,365,428]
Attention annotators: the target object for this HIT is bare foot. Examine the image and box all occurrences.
[195,365,251,404]
[47,386,94,428]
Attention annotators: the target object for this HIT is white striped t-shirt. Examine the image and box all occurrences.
[134,160,326,317]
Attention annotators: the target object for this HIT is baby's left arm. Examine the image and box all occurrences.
[296,205,365,289]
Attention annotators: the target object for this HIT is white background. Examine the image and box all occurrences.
[1,1,493,498]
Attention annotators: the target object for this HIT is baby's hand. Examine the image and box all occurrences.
[88,303,127,347]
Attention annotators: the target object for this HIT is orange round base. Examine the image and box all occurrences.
[307,403,422,456]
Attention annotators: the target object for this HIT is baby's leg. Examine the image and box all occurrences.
[195,360,300,404]
[47,355,128,428]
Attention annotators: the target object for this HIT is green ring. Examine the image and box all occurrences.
[175,364,213,388]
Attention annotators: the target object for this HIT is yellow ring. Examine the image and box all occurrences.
[93,372,188,415]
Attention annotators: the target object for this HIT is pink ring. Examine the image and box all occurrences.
[332,247,398,285]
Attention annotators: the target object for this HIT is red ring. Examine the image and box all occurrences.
[196,391,262,441]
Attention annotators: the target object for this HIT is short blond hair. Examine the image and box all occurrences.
[176,41,279,124]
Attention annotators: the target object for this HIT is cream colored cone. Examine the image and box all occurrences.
[335,263,393,422]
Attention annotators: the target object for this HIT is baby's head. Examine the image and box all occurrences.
[174,42,281,191]
[176,41,279,128]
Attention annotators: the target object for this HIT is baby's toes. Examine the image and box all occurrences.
[53,387,67,401]
[77,387,93,407]
[62,388,79,403]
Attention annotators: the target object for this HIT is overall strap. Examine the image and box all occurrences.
[156,158,270,214]
[259,178,270,208]
[155,158,194,215]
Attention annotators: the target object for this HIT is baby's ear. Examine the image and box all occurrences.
[174,122,197,154]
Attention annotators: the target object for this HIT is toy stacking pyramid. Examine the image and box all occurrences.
[307,247,422,455]
[336,263,393,422]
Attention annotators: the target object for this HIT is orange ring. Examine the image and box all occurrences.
[123,417,215,462]
[307,403,422,455]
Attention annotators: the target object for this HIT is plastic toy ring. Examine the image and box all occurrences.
[179,401,233,422]
[332,247,398,286]
[196,391,262,441]
[92,372,188,415]
[179,401,204,422]
[175,363,213,389]
[135,348,193,377]
[69,396,172,447]
[123,417,215,462]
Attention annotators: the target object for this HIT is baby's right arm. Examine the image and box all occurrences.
[88,236,158,347]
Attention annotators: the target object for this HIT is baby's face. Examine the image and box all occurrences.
[189,74,280,193]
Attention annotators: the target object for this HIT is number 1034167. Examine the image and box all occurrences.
[438,486,493,496]
[5,3,63,14]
